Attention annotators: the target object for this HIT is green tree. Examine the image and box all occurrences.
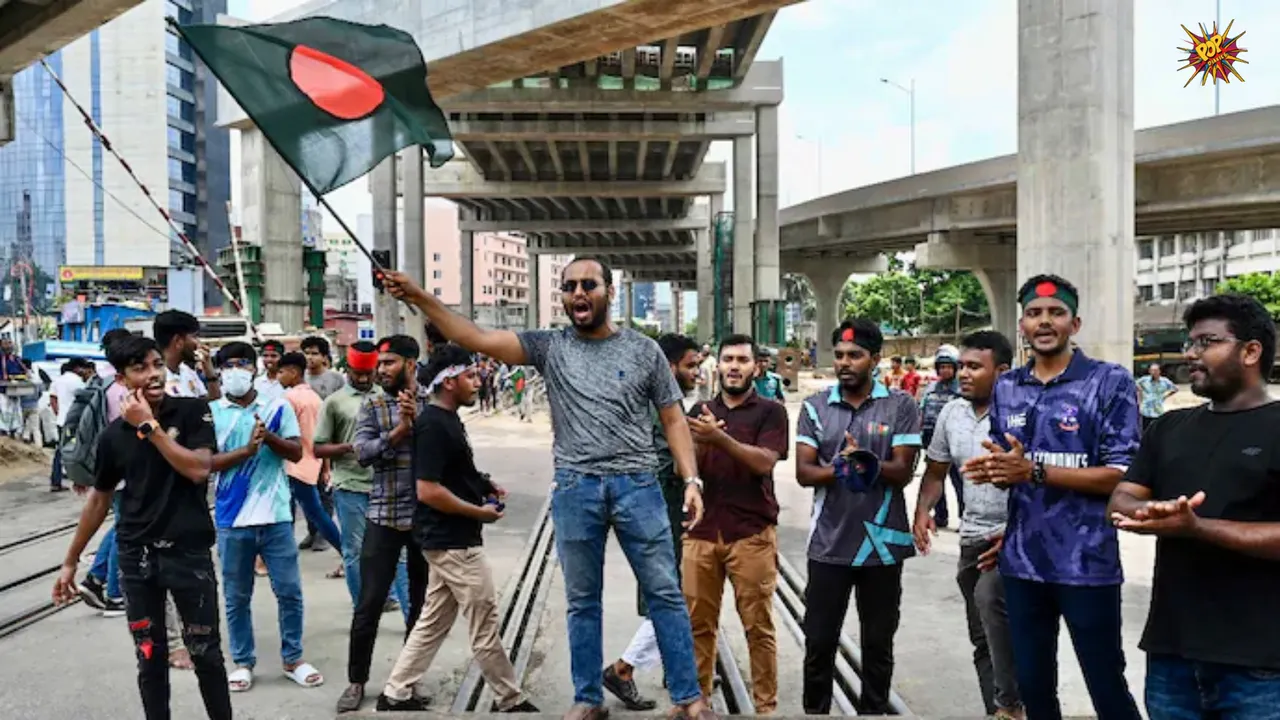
[841,259,990,335]
[1217,272,1280,319]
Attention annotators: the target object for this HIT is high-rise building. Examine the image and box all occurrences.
[0,0,230,308]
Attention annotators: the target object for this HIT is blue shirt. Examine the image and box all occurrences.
[988,350,1140,585]
[210,394,301,529]
[754,372,786,402]
[796,382,922,567]
[1136,375,1177,418]
[919,377,961,437]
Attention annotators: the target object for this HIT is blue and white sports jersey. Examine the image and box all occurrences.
[210,394,300,529]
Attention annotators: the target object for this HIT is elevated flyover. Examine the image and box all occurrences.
[0,0,146,145]
[225,0,795,338]
[779,105,1280,353]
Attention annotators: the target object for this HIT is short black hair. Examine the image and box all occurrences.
[904,356,917,365]
[1018,273,1080,315]
[261,339,285,355]
[420,343,474,390]
[718,333,758,359]
[278,351,308,372]
[656,334,699,364]
[299,336,330,357]
[831,318,884,355]
[101,328,133,353]
[153,309,200,350]
[215,341,257,368]
[890,355,902,363]
[107,335,160,374]
[424,324,447,347]
[960,330,1015,368]
[1184,293,1277,378]
[562,256,614,287]
[377,334,420,360]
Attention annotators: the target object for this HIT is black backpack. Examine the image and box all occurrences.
[62,376,109,487]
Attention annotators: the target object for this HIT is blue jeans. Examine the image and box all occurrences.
[89,495,123,599]
[216,522,305,668]
[332,488,409,622]
[550,469,700,706]
[288,477,342,549]
[1004,576,1141,720]
[1146,654,1280,720]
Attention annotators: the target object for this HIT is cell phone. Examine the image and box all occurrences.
[371,250,391,290]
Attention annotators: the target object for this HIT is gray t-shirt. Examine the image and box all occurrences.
[306,369,346,400]
[926,398,1009,545]
[519,327,682,474]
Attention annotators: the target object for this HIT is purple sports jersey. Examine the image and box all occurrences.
[988,350,1140,585]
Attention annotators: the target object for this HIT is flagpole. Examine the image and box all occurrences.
[39,58,254,331]
[167,17,416,316]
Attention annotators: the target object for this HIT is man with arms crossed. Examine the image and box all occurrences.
[1110,294,1280,719]
[684,333,788,713]
[53,335,232,719]
[913,331,1022,719]
[382,259,711,720]
[962,275,1141,720]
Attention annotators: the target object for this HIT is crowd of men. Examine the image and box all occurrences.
[45,256,1280,720]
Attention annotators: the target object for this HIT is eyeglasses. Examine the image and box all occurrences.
[1182,335,1236,354]
[560,279,600,293]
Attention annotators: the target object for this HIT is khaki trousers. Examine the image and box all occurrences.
[682,525,779,713]
[383,547,525,708]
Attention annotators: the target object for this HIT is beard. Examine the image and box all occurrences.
[382,366,411,394]
[720,374,751,396]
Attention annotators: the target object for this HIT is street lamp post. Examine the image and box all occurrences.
[880,77,916,175]
[796,133,823,197]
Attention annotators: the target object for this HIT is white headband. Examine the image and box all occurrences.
[428,364,472,392]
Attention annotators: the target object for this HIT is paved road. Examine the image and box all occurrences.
[0,399,1164,719]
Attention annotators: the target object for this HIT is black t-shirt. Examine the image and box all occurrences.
[1126,402,1280,669]
[412,404,495,551]
[94,397,218,549]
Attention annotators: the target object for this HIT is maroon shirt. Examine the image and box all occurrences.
[688,391,790,543]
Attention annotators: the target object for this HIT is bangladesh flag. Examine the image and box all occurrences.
[173,17,454,195]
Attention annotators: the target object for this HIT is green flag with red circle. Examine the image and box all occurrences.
[173,16,454,195]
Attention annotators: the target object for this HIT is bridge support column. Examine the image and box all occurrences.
[754,105,780,302]
[696,227,714,343]
[459,205,475,321]
[0,79,12,146]
[916,233,1020,344]
[787,255,886,368]
[673,288,684,334]
[242,127,303,331]
[732,136,754,333]
[1018,0,1135,366]
[527,254,541,330]
[401,146,426,349]
[623,279,634,327]
[372,155,401,338]
[974,268,1019,346]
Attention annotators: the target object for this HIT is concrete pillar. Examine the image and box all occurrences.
[695,228,714,342]
[754,105,780,301]
[371,155,401,339]
[401,146,426,350]
[241,127,303,330]
[975,268,1019,345]
[1018,0,1135,366]
[623,280,634,327]
[459,205,475,321]
[732,136,754,333]
[672,286,684,333]
[527,253,541,330]
[0,79,13,146]
[808,268,848,369]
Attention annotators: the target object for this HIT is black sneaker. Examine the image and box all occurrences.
[297,534,315,551]
[77,575,107,610]
[101,596,126,618]
[496,699,540,713]
[376,693,431,712]
[603,664,656,711]
[382,599,400,614]
[311,536,330,552]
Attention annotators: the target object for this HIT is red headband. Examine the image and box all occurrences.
[840,328,856,343]
[347,346,378,373]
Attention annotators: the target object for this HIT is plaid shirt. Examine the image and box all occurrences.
[353,385,431,531]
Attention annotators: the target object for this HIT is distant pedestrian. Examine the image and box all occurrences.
[1136,363,1178,433]
[918,345,963,528]
[277,351,343,553]
[752,346,787,402]
[1111,294,1280,720]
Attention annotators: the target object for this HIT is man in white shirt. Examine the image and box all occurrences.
[254,339,286,403]
[154,310,219,401]
[49,358,96,492]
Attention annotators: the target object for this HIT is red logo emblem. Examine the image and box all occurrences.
[289,45,385,120]
[1034,281,1058,298]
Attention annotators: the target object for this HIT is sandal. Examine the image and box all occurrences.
[326,565,345,579]
[228,666,253,692]
[283,661,324,688]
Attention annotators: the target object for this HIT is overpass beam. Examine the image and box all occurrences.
[733,137,754,332]
[1018,0,1135,365]
[371,155,401,337]
[242,127,304,331]
[755,104,780,302]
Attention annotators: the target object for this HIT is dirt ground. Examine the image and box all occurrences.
[0,438,51,484]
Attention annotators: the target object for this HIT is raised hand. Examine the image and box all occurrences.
[380,270,429,305]
[1111,491,1206,537]
[121,389,155,427]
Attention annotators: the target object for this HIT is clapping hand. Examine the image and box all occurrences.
[1111,491,1205,537]
[962,434,1034,487]
[687,406,726,444]
[397,390,417,426]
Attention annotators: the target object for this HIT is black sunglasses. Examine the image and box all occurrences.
[560,279,600,293]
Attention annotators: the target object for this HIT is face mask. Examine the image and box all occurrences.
[222,368,253,397]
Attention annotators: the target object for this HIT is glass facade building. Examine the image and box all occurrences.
[0,0,230,309]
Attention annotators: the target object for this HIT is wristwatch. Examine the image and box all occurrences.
[136,420,159,440]
[1030,460,1047,486]
[684,476,704,493]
